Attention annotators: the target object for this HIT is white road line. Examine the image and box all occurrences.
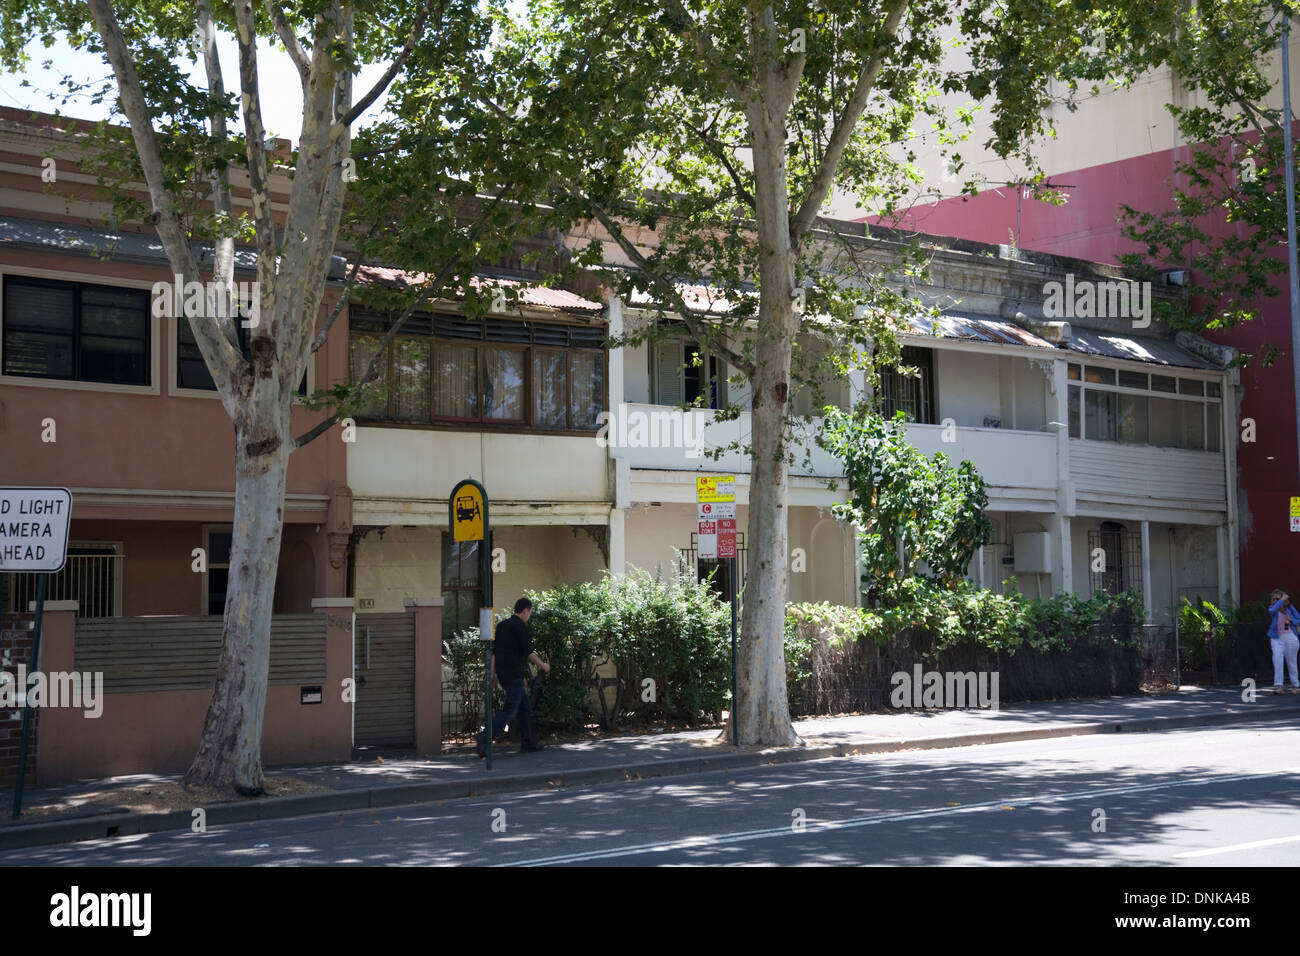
[505,766,1300,867]
[1174,834,1300,859]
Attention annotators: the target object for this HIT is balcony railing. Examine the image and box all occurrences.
[2,553,124,618]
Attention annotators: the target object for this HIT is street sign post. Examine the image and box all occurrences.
[449,478,494,769]
[697,476,738,745]
[0,486,72,819]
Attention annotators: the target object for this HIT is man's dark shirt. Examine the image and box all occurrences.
[493,615,533,686]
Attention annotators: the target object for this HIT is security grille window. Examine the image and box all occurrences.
[651,336,728,409]
[441,532,483,641]
[1088,523,1142,596]
[3,544,122,618]
[2,276,150,386]
[876,346,935,424]
[177,312,307,395]
[1067,363,1222,452]
[350,308,605,430]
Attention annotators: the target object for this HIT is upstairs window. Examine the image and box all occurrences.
[177,311,307,395]
[651,337,728,409]
[1067,362,1222,452]
[876,346,935,424]
[3,276,150,386]
[349,309,605,431]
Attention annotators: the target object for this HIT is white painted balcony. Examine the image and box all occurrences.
[609,403,843,478]
[902,422,1060,490]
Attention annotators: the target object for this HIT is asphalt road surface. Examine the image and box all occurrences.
[7,720,1300,866]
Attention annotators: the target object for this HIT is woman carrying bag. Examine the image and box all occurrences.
[1266,589,1300,694]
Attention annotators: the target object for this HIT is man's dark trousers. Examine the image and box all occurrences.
[481,677,538,749]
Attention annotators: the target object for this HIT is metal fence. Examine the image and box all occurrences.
[3,553,123,618]
[1136,624,1179,690]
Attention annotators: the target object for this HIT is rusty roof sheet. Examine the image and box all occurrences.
[905,312,1058,349]
[1065,329,1218,370]
[355,265,603,314]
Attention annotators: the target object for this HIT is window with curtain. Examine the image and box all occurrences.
[532,348,568,428]
[348,308,604,429]
[435,343,478,419]
[483,347,525,421]
[570,351,604,428]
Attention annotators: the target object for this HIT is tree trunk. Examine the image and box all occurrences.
[184,393,293,794]
[727,83,802,748]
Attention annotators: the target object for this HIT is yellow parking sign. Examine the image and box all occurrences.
[696,475,735,503]
[1291,496,1300,518]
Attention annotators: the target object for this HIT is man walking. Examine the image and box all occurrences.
[477,597,550,755]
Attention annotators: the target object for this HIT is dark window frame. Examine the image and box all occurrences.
[441,532,484,640]
[176,312,308,396]
[2,274,151,387]
[349,308,606,432]
[877,345,936,424]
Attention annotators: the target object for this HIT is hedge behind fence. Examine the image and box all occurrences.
[447,575,1147,732]
[785,584,1145,714]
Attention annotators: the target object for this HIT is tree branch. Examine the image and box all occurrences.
[335,0,435,130]
[196,0,243,355]
[789,0,908,243]
[681,115,756,209]
[265,1,310,89]
[577,190,755,376]
[233,0,276,280]
[666,0,747,103]
[295,188,515,447]
[86,0,243,387]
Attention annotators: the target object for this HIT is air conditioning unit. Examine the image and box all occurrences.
[1013,532,1052,573]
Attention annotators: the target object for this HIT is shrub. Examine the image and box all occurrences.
[492,566,732,732]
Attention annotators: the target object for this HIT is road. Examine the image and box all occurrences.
[6,720,1300,866]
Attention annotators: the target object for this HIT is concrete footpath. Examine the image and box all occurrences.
[1,685,1295,851]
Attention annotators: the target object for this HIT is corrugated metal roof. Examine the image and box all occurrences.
[906,312,1057,349]
[356,265,602,314]
[1066,329,1217,370]
[0,214,348,276]
[627,282,737,313]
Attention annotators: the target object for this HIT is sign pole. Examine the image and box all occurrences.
[450,478,492,770]
[730,556,738,746]
[482,526,494,771]
[697,475,738,745]
[12,572,47,820]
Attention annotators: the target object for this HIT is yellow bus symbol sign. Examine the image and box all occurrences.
[450,481,486,542]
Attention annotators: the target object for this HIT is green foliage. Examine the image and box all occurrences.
[1115,2,1292,355]
[522,580,617,729]
[452,568,732,732]
[1177,595,1230,672]
[787,582,1143,664]
[820,407,991,596]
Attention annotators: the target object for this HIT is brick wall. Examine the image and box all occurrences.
[0,611,37,786]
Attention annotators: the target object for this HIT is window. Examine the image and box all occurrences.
[350,309,605,430]
[1069,364,1223,452]
[652,337,728,409]
[204,528,233,616]
[441,533,483,641]
[876,346,935,424]
[3,276,149,386]
[178,313,308,395]
[1089,522,1142,596]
